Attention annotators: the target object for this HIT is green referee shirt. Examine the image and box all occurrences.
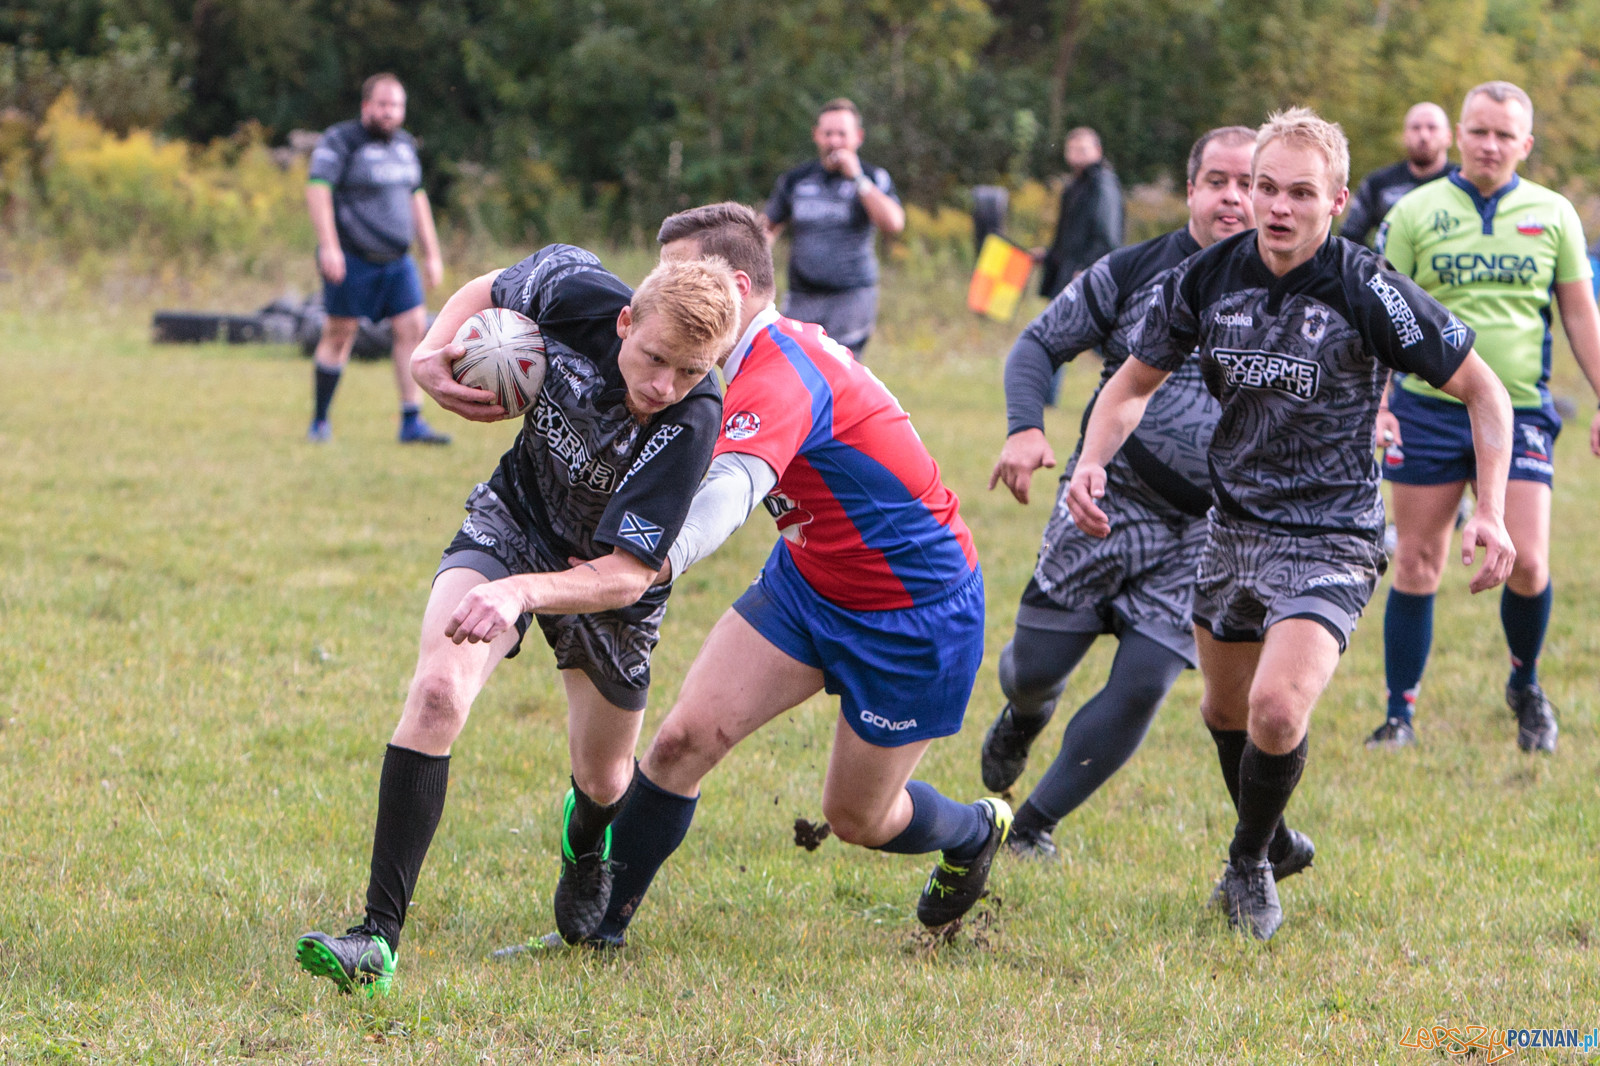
[1378,171,1591,409]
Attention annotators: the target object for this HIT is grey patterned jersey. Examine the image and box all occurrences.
[1006,225,1218,517]
[1135,231,1474,537]
[486,245,722,569]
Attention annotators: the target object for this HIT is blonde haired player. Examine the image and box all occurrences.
[295,248,739,994]
[1070,107,1515,939]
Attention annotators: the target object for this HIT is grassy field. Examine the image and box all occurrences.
[0,252,1597,1065]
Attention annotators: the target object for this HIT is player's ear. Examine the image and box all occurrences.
[616,304,633,339]
[732,270,752,299]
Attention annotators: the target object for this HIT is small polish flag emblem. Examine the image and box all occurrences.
[1515,214,1545,236]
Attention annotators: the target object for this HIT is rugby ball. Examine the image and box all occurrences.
[451,308,547,418]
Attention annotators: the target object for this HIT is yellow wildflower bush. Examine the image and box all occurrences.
[35,92,310,262]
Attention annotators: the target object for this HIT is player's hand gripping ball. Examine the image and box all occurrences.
[450,309,547,419]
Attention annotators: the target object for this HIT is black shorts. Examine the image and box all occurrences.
[1191,512,1385,654]
[436,482,667,711]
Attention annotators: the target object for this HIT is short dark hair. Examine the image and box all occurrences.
[657,202,776,295]
[1462,80,1534,127]
[817,98,861,126]
[362,73,404,103]
[1186,125,1257,183]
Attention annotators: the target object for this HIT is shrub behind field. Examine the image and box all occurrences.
[13,94,310,267]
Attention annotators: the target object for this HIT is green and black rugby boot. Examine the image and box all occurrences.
[980,704,1051,793]
[917,797,1012,928]
[552,788,615,944]
[295,926,396,997]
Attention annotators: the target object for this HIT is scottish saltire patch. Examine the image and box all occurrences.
[618,512,664,553]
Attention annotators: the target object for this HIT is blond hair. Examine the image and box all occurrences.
[630,257,742,362]
[1254,106,1350,194]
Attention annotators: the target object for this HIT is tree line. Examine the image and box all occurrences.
[4,0,1598,243]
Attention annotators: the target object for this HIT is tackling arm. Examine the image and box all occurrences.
[656,453,779,584]
[1065,358,1171,537]
[1436,351,1516,592]
[1552,279,1600,456]
[409,271,508,421]
[444,549,658,645]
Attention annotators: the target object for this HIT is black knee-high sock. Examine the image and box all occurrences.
[1229,736,1308,866]
[363,744,450,950]
[564,776,631,859]
[313,363,342,423]
[1210,727,1295,861]
[596,767,697,942]
[1209,727,1248,809]
[1013,632,1185,836]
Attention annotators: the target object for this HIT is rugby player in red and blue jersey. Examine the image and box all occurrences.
[543,204,1005,947]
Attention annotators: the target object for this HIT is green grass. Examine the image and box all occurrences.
[0,255,1597,1064]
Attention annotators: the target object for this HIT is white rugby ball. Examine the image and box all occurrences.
[451,308,547,419]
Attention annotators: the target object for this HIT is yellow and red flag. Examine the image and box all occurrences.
[967,234,1035,322]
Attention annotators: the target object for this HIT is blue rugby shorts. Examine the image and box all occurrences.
[733,542,984,747]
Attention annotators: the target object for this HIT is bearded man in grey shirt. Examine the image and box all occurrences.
[762,98,905,359]
[306,73,448,444]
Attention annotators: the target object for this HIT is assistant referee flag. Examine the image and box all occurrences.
[968,234,1035,321]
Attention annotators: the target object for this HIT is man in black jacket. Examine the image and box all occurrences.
[1039,128,1124,300]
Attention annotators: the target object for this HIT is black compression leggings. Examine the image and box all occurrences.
[1002,624,1188,831]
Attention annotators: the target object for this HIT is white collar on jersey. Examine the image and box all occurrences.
[723,303,780,381]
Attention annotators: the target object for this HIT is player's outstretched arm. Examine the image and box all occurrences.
[654,453,778,586]
[1552,279,1600,456]
[410,271,508,422]
[445,549,657,645]
[1066,358,1170,538]
[1438,350,1516,593]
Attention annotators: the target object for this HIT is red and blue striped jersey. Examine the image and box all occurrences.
[713,308,978,610]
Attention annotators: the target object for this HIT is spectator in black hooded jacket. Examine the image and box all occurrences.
[1039,128,1124,300]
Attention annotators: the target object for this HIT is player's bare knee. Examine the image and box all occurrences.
[1392,542,1447,590]
[571,762,631,806]
[1199,693,1247,732]
[646,717,725,778]
[1508,554,1548,597]
[407,671,470,739]
[819,799,881,847]
[1247,688,1308,753]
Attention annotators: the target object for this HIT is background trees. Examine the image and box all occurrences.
[3,0,1598,242]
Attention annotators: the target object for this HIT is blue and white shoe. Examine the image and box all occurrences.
[306,419,332,443]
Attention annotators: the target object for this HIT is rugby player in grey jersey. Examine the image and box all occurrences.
[294,249,740,994]
[1069,108,1515,940]
[983,126,1312,881]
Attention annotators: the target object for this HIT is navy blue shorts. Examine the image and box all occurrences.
[323,252,424,322]
[1383,387,1560,487]
[733,543,985,748]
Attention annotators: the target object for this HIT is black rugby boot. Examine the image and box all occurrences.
[917,798,1012,928]
[1216,858,1282,941]
[1269,827,1315,883]
[1508,683,1558,754]
[980,704,1052,793]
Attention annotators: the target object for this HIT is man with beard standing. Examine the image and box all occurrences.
[1339,102,1454,248]
[305,73,450,444]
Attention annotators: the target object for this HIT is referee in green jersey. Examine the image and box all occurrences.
[1370,81,1600,754]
